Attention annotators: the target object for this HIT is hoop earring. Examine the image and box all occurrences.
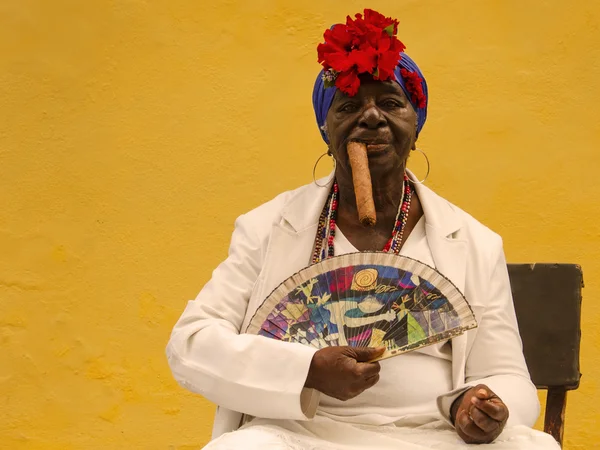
[313,151,336,187]
[410,148,430,184]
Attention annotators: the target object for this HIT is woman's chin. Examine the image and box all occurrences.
[366,149,403,173]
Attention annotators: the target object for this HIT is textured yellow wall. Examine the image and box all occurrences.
[1,1,598,449]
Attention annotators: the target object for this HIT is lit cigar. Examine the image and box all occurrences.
[347,141,376,226]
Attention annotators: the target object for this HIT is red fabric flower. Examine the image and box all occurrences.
[335,70,361,97]
[363,9,399,35]
[317,9,406,96]
[400,68,426,108]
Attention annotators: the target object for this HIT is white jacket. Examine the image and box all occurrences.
[166,174,539,440]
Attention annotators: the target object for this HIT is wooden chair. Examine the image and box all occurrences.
[508,264,583,447]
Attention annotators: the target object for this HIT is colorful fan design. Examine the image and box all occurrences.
[246,253,477,361]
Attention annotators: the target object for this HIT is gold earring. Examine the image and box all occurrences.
[409,148,430,184]
[313,152,336,187]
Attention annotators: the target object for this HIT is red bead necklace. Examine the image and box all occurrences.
[312,173,413,264]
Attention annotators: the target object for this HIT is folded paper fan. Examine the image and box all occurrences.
[246,252,477,361]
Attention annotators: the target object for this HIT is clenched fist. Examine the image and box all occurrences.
[451,384,509,444]
[304,346,385,401]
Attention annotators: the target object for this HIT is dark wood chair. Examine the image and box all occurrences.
[508,264,583,447]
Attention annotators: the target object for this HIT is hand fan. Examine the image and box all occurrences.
[245,252,477,361]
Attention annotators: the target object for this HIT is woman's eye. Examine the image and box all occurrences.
[382,99,401,108]
[340,103,358,112]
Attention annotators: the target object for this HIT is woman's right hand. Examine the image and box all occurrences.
[304,346,385,401]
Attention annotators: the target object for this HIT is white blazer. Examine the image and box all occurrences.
[166,173,540,440]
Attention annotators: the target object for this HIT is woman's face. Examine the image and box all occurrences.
[325,80,418,179]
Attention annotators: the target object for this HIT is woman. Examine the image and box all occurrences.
[167,9,559,449]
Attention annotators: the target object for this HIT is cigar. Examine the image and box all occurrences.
[347,141,376,226]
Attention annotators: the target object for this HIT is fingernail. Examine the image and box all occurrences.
[477,389,487,396]
[471,396,478,404]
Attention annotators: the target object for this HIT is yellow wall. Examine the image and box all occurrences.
[1,1,598,448]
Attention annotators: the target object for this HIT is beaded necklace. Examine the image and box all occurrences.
[311,173,413,264]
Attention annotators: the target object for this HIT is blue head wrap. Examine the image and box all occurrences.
[312,53,428,144]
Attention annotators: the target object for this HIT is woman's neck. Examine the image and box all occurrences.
[336,167,405,220]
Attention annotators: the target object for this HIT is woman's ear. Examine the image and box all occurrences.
[320,124,332,146]
[412,115,419,150]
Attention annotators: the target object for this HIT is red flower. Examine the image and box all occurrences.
[363,9,399,35]
[335,69,361,97]
[317,26,353,70]
[400,68,426,108]
[349,47,377,73]
[375,35,406,80]
[318,9,405,96]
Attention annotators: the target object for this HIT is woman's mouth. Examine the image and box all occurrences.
[365,143,391,155]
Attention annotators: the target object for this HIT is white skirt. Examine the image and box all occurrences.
[204,415,560,450]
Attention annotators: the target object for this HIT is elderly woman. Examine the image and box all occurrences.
[166,9,560,450]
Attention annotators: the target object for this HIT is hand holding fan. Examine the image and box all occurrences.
[246,252,477,361]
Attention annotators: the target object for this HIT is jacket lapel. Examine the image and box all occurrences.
[269,176,334,287]
[412,177,469,388]
[241,177,333,331]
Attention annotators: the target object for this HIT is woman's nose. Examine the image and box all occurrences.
[358,105,386,129]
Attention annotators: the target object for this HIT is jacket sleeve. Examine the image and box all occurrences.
[166,213,320,420]
[438,237,540,428]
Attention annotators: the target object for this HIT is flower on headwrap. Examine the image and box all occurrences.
[317,9,406,96]
[400,68,426,108]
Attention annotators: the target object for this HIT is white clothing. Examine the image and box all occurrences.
[166,172,557,449]
[319,220,453,425]
[205,416,559,450]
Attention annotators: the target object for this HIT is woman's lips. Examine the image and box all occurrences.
[365,143,390,154]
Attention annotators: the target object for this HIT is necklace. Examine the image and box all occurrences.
[312,173,413,264]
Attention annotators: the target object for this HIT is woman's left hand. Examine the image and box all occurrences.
[451,384,509,444]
